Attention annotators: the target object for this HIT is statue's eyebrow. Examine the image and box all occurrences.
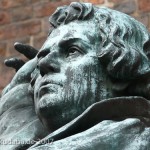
[58,38,80,48]
[58,37,90,51]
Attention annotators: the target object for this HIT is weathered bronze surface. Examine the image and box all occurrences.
[0,2,150,150]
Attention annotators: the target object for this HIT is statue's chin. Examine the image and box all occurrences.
[37,112,68,132]
[36,107,60,132]
[35,93,90,132]
[35,97,66,131]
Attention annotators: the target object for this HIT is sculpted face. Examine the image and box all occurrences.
[33,20,113,131]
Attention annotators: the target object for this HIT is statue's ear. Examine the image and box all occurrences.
[97,43,129,92]
[98,43,123,78]
[98,40,150,81]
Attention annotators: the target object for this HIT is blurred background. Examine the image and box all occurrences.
[0,0,150,92]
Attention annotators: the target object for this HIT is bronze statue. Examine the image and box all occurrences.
[0,2,150,150]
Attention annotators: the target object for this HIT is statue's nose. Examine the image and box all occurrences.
[37,49,61,76]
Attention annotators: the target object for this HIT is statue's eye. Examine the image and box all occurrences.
[66,46,82,58]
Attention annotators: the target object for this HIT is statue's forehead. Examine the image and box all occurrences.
[41,21,99,50]
[49,21,97,42]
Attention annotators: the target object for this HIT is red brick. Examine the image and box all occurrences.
[11,6,33,22]
[0,0,29,9]
[7,36,30,57]
[32,33,47,50]
[135,14,149,28]
[108,0,124,3]
[0,20,41,40]
[81,0,104,4]
[114,0,136,14]
[42,17,50,34]
[0,11,10,25]
[0,42,7,57]
[31,0,49,3]
[33,1,74,18]
[138,0,150,12]
[33,2,57,17]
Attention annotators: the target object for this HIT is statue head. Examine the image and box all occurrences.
[32,2,150,131]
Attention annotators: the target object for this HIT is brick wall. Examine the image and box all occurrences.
[0,0,150,91]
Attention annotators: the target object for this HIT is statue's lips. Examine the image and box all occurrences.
[38,81,63,97]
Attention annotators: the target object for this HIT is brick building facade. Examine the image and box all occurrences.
[0,0,150,91]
